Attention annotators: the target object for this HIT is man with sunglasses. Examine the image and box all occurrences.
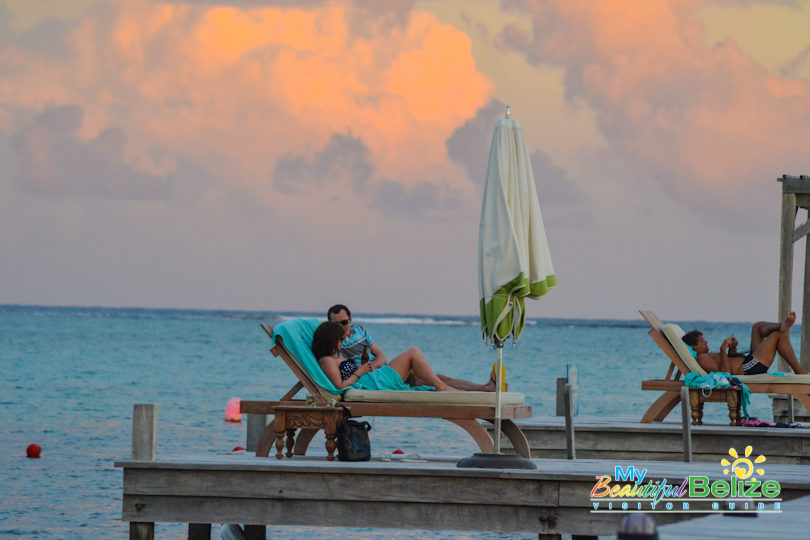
[326,304,496,391]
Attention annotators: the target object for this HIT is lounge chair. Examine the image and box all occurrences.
[639,310,810,422]
[240,318,533,459]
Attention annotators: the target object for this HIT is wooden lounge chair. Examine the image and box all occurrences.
[240,319,533,459]
[639,310,810,422]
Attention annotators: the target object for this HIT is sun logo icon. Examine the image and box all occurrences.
[721,446,766,479]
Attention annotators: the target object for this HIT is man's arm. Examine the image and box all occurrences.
[369,343,387,369]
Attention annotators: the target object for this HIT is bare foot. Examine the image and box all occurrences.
[436,384,463,392]
[781,311,797,333]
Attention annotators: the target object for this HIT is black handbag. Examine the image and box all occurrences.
[336,416,372,461]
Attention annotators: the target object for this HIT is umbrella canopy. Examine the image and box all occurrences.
[478,117,556,344]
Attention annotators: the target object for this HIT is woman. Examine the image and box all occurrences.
[311,321,460,391]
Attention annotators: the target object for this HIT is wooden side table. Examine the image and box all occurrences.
[688,387,741,426]
[272,406,346,461]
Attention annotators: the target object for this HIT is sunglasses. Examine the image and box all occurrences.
[335,319,350,326]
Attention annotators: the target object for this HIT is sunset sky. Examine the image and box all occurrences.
[2,0,810,322]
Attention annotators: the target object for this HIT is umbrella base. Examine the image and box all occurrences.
[456,452,537,469]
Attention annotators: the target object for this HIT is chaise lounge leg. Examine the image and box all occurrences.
[445,418,495,454]
[500,419,531,458]
[641,391,681,423]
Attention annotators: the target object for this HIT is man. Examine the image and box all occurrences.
[326,304,496,391]
[682,311,807,375]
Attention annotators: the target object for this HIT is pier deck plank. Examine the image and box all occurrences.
[116,453,810,537]
[502,415,810,463]
[658,495,810,539]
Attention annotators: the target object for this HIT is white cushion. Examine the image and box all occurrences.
[343,389,525,405]
[662,324,707,376]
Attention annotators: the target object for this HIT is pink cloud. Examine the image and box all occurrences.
[503,0,810,223]
[0,1,493,206]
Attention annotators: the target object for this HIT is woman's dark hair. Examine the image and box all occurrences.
[312,322,345,359]
[682,330,702,348]
[327,304,351,319]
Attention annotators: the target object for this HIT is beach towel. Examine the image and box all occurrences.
[684,372,751,419]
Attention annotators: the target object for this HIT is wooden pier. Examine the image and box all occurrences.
[117,406,810,539]
[499,416,810,463]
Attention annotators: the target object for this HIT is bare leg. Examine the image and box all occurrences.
[388,347,461,391]
[752,313,806,374]
[749,313,795,350]
[410,368,498,391]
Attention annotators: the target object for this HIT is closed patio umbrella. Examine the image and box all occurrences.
[474,108,556,462]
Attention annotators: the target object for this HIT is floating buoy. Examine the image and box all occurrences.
[26,443,41,458]
[232,446,245,452]
[224,397,242,422]
[392,449,404,454]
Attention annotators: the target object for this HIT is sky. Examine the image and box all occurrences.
[1,0,810,322]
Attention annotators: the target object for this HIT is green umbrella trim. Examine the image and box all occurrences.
[480,273,556,342]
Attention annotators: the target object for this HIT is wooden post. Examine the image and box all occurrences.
[680,387,692,462]
[132,404,157,461]
[188,523,211,540]
[778,191,796,372]
[802,230,810,373]
[243,524,267,540]
[564,384,576,460]
[131,404,157,540]
[245,414,267,452]
[555,378,566,416]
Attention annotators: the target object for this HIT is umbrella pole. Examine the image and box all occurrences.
[494,343,503,453]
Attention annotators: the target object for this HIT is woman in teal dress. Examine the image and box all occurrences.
[312,322,460,392]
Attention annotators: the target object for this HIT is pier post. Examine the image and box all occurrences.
[245,413,268,452]
[680,388,692,462]
[131,404,157,540]
[564,384,576,460]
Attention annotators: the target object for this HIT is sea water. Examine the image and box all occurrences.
[0,305,785,539]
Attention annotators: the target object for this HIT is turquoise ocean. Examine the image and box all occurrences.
[0,305,787,539]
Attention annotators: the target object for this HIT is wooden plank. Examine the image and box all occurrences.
[119,494,683,537]
[123,468,559,506]
[658,495,810,539]
[239,400,532,419]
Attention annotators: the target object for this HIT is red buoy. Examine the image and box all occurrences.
[26,444,41,458]
[232,446,246,452]
[392,449,404,454]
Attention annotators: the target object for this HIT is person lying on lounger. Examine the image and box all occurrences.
[312,321,461,391]
[681,312,807,375]
[326,303,497,391]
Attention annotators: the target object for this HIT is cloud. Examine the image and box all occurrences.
[0,1,492,212]
[12,105,172,199]
[501,0,810,227]
[447,97,586,226]
[446,98,505,185]
[371,177,463,219]
[273,131,374,195]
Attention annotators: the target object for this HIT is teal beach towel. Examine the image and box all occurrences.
[272,318,434,393]
[684,372,751,419]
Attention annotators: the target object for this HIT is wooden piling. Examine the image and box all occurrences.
[680,387,692,462]
[564,384,576,460]
[130,404,157,540]
[245,413,267,452]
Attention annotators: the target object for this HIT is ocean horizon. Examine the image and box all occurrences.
[0,304,794,538]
